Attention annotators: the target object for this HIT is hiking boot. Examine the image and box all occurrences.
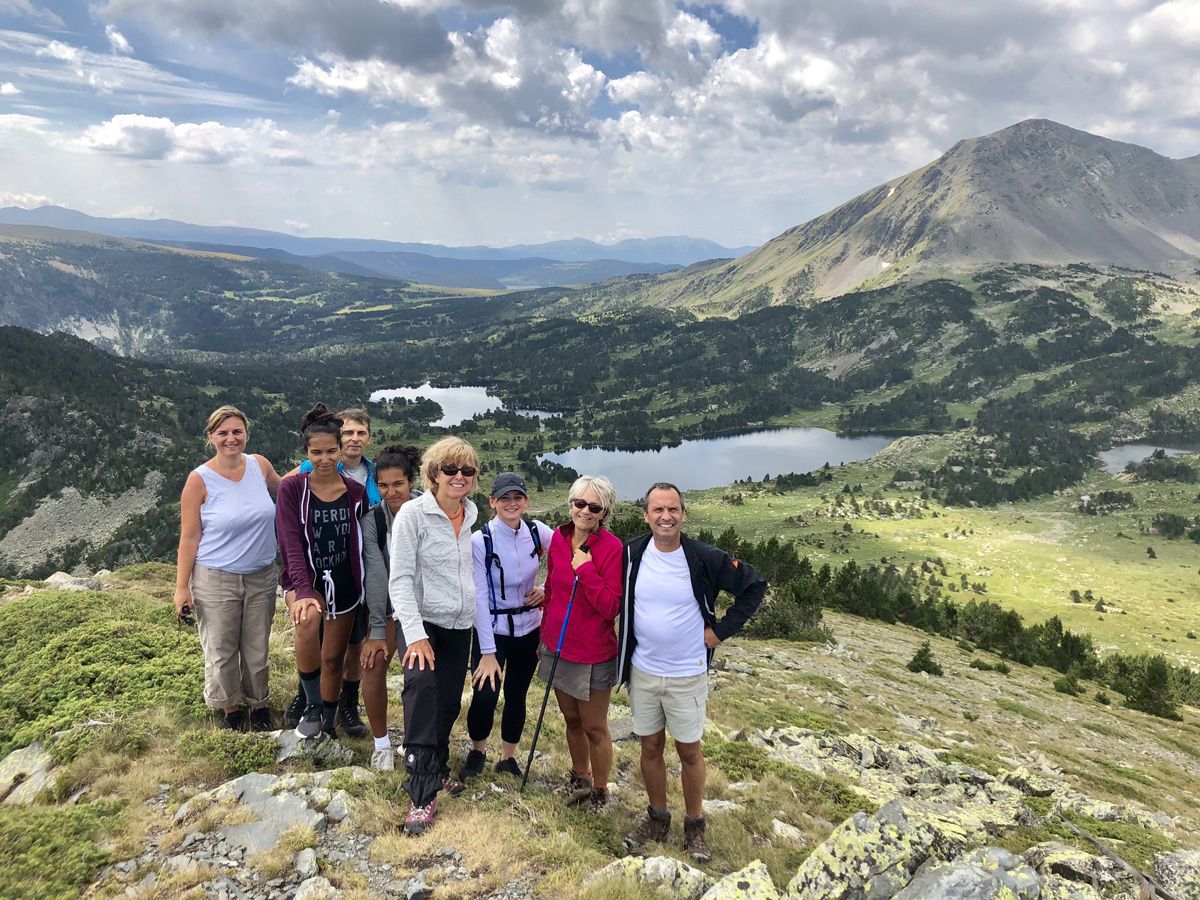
[557,770,590,796]
[457,749,486,781]
[295,702,323,739]
[404,797,437,836]
[370,748,395,772]
[588,787,609,812]
[220,709,246,731]
[624,808,671,851]
[564,774,595,806]
[494,757,522,778]
[337,694,369,739]
[442,776,466,797]
[683,815,712,862]
[248,707,273,732]
[284,686,305,728]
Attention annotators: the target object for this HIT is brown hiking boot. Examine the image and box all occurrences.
[564,773,595,805]
[624,808,671,851]
[683,815,711,862]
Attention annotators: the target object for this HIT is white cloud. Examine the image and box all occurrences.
[0,82,20,95]
[0,0,63,26]
[0,112,48,134]
[106,25,134,55]
[0,190,51,208]
[78,114,310,164]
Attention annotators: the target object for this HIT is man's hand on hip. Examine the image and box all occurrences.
[704,626,720,649]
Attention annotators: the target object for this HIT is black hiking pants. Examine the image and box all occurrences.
[401,621,472,807]
[466,629,540,745]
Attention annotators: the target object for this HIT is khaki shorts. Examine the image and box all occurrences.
[629,664,708,744]
[537,643,616,702]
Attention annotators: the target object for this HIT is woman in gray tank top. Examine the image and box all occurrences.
[174,405,282,731]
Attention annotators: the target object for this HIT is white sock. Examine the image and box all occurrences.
[374,735,391,751]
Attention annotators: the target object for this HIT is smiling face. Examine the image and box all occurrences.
[570,485,606,535]
[490,490,528,528]
[340,417,370,466]
[305,431,342,477]
[434,460,476,501]
[644,486,686,550]
[207,415,247,459]
[377,466,413,515]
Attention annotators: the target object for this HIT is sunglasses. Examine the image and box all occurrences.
[571,499,604,514]
[440,464,478,477]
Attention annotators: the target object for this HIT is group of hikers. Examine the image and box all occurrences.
[174,403,767,860]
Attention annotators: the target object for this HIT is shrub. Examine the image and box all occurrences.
[907,641,943,676]
[179,729,278,778]
[743,580,830,643]
[0,588,206,758]
[0,802,120,899]
[1053,673,1081,695]
[1095,691,1111,705]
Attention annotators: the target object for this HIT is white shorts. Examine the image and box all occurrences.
[629,664,708,744]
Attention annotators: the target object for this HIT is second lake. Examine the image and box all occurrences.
[541,428,897,500]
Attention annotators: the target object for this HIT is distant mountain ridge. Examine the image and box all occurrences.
[0,205,749,266]
[587,119,1200,312]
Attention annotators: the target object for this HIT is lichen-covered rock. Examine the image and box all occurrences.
[275,729,356,767]
[585,855,714,900]
[773,819,806,847]
[700,860,779,899]
[1000,766,1058,797]
[295,847,319,879]
[1022,841,1131,893]
[1155,849,1200,898]
[173,771,326,857]
[1037,874,1103,899]
[893,847,1041,899]
[785,799,987,899]
[0,741,55,804]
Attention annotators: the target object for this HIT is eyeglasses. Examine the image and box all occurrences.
[571,499,604,514]
[440,464,478,477]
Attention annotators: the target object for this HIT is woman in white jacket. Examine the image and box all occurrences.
[388,436,479,836]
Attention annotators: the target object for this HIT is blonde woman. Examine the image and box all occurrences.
[174,405,281,731]
[388,436,480,835]
[539,475,623,809]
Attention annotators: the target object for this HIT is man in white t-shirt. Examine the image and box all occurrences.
[617,482,767,863]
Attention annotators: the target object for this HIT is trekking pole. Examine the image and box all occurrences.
[521,556,585,791]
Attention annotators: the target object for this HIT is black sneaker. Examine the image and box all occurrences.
[220,709,246,731]
[284,686,306,729]
[295,702,323,739]
[248,707,273,732]
[494,757,523,778]
[337,696,369,739]
[458,749,487,781]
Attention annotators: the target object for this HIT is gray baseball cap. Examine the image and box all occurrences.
[490,472,528,497]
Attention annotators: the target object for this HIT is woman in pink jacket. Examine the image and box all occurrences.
[538,474,623,810]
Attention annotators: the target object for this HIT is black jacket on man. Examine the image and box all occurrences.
[617,532,767,687]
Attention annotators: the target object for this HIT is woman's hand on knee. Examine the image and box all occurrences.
[290,596,322,626]
[403,639,435,671]
[360,639,389,671]
[472,653,501,691]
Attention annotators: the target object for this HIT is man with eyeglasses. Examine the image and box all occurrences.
[618,482,766,862]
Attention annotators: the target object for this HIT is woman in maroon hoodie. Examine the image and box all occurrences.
[276,404,367,740]
[538,474,623,810]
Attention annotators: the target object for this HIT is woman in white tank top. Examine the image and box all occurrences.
[174,405,282,731]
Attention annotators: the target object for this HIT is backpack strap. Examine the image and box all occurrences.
[373,504,389,572]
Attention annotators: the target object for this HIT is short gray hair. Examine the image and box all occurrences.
[568,475,617,526]
[641,482,686,513]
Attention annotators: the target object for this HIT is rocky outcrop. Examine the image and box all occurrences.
[0,741,55,804]
[893,847,1041,898]
[701,860,779,899]
[584,856,714,899]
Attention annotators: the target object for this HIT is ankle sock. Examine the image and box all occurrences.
[341,678,360,706]
[322,700,337,731]
[374,735,391,751]
[299,668,322,706]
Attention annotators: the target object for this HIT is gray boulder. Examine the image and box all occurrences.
[0,742,55,804]
[893,847,1041,899]
[1155,849,1200,898]
[585,855,714,899]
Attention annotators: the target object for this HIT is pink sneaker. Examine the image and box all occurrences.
[404,797,438,836]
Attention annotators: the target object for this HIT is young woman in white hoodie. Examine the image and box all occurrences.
[388,436,479,835]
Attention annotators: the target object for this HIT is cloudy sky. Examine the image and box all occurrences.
[1,0,1197,247]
